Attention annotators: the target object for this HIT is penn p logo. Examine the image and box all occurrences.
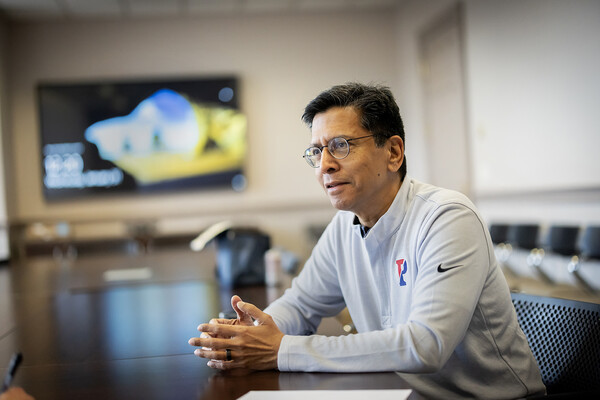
[396,259,408,286]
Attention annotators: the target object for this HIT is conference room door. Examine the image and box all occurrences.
[418,3,472,198]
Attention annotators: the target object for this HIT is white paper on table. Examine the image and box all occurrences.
[237,389,412,400]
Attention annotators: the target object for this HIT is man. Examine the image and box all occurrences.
[189,83,545,399]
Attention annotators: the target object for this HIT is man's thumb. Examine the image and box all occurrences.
[237,300,271,325]
[231,295,253,324]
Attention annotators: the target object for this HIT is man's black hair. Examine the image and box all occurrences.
[301,82,407,180]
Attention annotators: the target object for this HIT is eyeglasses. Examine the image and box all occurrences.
[303,134,376,168]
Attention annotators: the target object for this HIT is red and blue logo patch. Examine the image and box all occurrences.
[396,259,408,286]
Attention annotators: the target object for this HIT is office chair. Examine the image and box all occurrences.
[545,226,579,257]
[489,223,519,283]
[543,225,597,293]
[507,224,552,283]
[580,226,600,260]
[511,292,600,397]
[508,224,540,250]
[489,223,510,245]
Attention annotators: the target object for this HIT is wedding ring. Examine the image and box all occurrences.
[225,348,232,361]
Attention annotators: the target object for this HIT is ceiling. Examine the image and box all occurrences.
[0,0,401,21]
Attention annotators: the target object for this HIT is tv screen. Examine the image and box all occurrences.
[37,76,247,201]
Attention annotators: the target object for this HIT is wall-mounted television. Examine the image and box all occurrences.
[37,76,247,202]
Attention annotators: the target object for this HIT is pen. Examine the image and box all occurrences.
[1,352,23,393]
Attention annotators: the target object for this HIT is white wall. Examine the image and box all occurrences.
[395,0,600,227]
[466,0,600,195]
[465,0,600,226]
[7,10,398,221]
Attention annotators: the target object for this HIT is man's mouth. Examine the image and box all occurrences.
[325,181,346,189]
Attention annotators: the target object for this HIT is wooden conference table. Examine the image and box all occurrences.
[0,245,418,399]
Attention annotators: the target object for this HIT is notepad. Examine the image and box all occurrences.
[238,389,412,400]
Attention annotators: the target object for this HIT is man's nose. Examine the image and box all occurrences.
[319,148,338,173]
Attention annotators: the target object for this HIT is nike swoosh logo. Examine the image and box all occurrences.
[437,263,462,273]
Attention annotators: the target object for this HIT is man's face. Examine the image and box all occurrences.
[311,106,398,224]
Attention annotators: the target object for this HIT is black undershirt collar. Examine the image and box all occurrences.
[353,215,371,238]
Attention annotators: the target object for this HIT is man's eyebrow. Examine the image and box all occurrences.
[309,135,348,147]
[309,137,327,147]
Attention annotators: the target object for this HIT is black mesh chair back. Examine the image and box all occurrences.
[546,226,580,256]
[507,224,540,250]
[489,224,509,244]
[511,292,600,395]
[580,226,600,260]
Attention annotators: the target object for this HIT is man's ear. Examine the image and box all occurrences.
[387,135,404,172]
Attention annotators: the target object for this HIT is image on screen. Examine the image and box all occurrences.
[38,76,246,201]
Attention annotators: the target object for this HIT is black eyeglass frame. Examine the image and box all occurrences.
[302,134,377,168]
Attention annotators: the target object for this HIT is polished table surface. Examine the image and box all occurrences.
[5,359,413,399]
[0,245,418,399]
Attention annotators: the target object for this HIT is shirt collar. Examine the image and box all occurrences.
[352,176,412,242]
